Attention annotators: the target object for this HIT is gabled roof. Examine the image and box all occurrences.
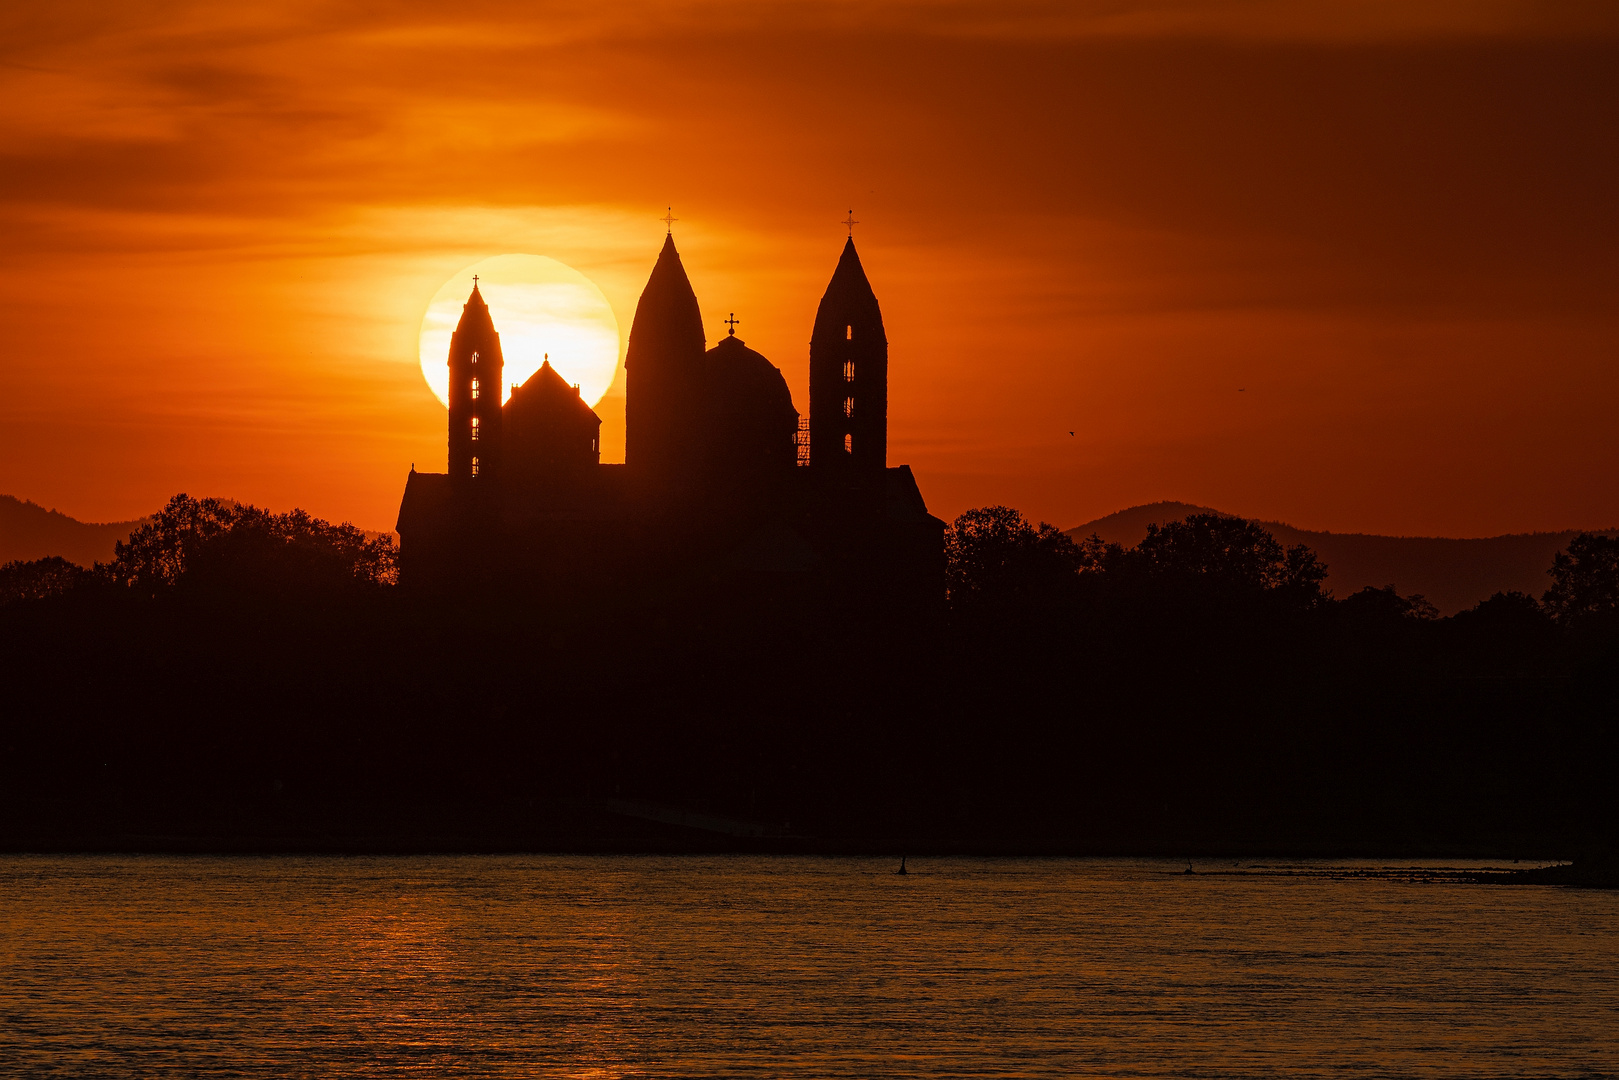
[885,465,943,525]
[509,360,601,424]
[395,470,452,534]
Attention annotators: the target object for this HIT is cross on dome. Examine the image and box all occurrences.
[725,312,740,336]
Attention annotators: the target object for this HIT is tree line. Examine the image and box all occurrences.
[0,494,396,606]
[944,504,1619,630]
[5,495,1616,627]
[0,494,1613,856]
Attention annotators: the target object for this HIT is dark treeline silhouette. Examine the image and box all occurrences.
[1,497,1614,860]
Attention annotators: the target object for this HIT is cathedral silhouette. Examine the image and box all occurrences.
[396,231,944,611]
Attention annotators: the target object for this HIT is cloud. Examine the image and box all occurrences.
[1,0,1617,532]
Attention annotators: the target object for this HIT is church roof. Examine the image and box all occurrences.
[706,335,797,420]
[461,279,488,313]
[453,279,496,338]
[508,360,600,423]
[395,470,452,535]
[707,333,776,374]
[627,234,705,367]
[884,465,942,524]
[812,237,885,343]
[525,359,571,392]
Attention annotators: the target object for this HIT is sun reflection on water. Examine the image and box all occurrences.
[0,856,1613,1077]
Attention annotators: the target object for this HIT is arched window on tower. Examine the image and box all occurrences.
[842,396,855,418]
[844,434,853,454]
[845,325,852,340]
[471,351,479,365]
[843,361,855,382]
[471,378,481,400]
[470,417,480,441]
[471,456,480,477]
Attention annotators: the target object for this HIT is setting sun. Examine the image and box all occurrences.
[418,254,621,409]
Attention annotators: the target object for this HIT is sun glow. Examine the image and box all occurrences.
[418,254,620,408]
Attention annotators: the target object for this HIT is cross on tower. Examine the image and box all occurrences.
[662,207,678,234]
[725,312,740,336]
[843,210,858,236]
[472,274,479,286]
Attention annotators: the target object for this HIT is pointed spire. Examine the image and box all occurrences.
[813,237,884,344]
[833,236,869,285]
[629,234,706,361]
[625,233,707,472]
[457,280,487,319]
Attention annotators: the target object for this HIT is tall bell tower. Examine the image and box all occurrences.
[809,235,887,474]
[447,278,504,484]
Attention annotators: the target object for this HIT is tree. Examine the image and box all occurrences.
[1455,590,1547,628]
[1128,512,1329,605]
[108,494,397,599]
[1447,591,1555,673]
[1542,533,1619,625]
[1338,584,1439,622]
[945,506,1084,608]
[0,557,88,605]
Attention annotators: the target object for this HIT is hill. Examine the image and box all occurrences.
[0,496,147,567]
[1067,501,1614,615]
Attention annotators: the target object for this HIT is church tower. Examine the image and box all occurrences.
[809,238,887,473]
[625,233,706,478]
[447,280,504,484]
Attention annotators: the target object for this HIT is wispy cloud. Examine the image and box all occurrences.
[1,0,1616,533]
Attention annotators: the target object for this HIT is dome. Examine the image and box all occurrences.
[703,335,799,476]
[708,335,796,416]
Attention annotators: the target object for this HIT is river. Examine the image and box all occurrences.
[0,856,1612,1077]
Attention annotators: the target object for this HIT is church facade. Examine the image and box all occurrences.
[396,233,944,611]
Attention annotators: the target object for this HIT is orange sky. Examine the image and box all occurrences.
[3,1,1617,535]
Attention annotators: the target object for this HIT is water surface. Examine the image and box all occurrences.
[0,856,1613,1077]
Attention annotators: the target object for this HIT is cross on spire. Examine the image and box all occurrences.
[662,207,678,234]
[725,312,740,336]
[472,274,479,289]
[843,210,858,236]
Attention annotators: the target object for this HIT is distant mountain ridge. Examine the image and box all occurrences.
[0,496,148,567]
[1067,501,1616,615]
